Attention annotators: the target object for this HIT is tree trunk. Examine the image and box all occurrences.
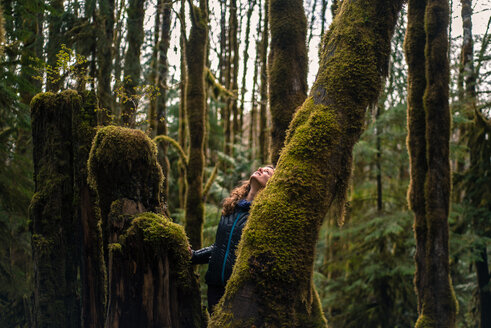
[96,0,115,124]
[184,2,208,250]
[19,0,43,106]
[268,0,308,165]
[156,0,172,206]
[121,0,145,127]
[230,0,240,146]
[240,0,255,141]
[46,0,65,92]
[259,0,269,164]
[87,126,205,328]
[406,0,458,326]
[405,0,428,314]
[30,91,82,328]
[178,0,188,210]
[210,0,404,326]
[112,0,126,119]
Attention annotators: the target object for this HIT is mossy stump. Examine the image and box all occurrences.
[209,0,404,326]
[30,91,81,328]
[88,126,205,328]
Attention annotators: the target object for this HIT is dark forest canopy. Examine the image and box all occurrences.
[0,0,490,327]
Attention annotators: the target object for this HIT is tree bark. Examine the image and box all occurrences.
[184,2,208,250]
[210,0,403,326]
[268,0,308,165]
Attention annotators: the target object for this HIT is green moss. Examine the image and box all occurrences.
[87,125,164,216]
[108,242,122,254]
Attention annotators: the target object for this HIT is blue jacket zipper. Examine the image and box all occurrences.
[221,212,242,285]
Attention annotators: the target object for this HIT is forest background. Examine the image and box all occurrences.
[0,0,490,327]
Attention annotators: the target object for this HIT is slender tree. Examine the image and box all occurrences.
[210,0,404,325]
[268,0,308,164]
[258,0,269,164]
[96,0,115,124]
[184,0,208,249]
[406,0,457,326]
[121,0,145,126]
[46,0,65,92]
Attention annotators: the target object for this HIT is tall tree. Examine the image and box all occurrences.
[184,0,208,249]
[121,0,145,126]
[210,0,404,325]
[406,0,457,326]
[268,0,308,164]
[229,0,240,146]
[96,0,115,124]
[458,1,491,327]
[258,0,269,164]
[46,0,65,92]
[149,0,172,205]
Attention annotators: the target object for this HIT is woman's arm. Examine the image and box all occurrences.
[191,245,215,264]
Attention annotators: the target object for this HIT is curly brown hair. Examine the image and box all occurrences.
[221,165,274,216]
[221,180,250,216]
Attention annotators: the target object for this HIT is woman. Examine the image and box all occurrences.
[191,166,274,314]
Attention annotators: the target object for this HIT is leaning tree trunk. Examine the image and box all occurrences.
[87,126,205,328]
[184,2,208,250]
[30,91,82,328]
[268,0,308,165]
[405,0,458,326]
[209,0,404,326]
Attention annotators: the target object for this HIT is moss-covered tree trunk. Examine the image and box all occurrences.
[121,0,145,127]
[406,0,457,326]
[405,0,428,315]
[184,2,208,249]
[88,126,205,328]
[96,0,115,124]
[240,0,255,139]
[268,0,308,165]
[259,0,270,164]
[30,91,81,328]
[209,0,403,326]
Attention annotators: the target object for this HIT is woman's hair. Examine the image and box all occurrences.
[221,180,250,216]
[221,165,274,216]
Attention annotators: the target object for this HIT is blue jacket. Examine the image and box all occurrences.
[191,200,251,286]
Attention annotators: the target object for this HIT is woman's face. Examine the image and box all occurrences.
[250,166,274,188]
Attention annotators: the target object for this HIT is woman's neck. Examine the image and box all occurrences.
[245,183,261,202]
